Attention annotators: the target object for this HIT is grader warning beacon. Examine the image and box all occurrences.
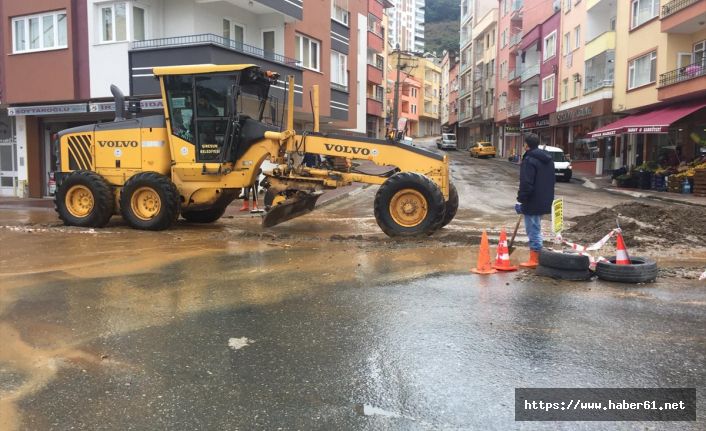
[53,64,458,237]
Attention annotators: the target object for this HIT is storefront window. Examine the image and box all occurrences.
[574,138,599,160]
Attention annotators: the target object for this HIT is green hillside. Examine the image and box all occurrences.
[424,0,459,55]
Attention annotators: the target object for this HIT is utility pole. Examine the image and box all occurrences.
[392,44,402,131]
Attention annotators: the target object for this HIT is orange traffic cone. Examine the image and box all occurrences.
[471,230,498,275]
[492,228,518,271]
[239,199,250,212]
[615,232,631,265]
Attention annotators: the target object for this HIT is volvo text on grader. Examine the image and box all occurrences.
[54,64,458,237]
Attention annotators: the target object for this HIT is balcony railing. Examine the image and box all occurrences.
[520,103,538,118]
[584,78,613,94]
[510,32,523,48]
[662,0,699,18]
[520,63,539,82]
[659,62,706,87]
[131,33,300,67]
[507,101,520,116]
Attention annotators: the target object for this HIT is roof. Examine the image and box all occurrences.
[152,64,257,76]
[589,100,706,138]
[539,145,564,152]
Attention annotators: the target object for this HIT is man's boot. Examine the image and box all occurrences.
[520,250,540,268]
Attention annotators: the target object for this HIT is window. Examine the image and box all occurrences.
[411,88,418,98]
[501,29,507,48]
[502,0,508,15]
[628,51,656,89]
[165,75,195,144]
[12,10,68,53]
[100,3,127,42]
[542,74,555,101]
[631,0,659,29]
[694,41,706,66]
[375,86,384,101]
[331,0,349,25]
[563,32,570,56]
[133,6,145,41]
[574,26,580,50]
[573,77,580,98]
[562,78,568,102]
[564,0,572,12]
[223,19,244,46]
[295,34,320,71]
[331,51,348,87]
[543,31,557,61]
[411,104,417,114]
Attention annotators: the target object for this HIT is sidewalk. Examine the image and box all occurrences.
[576,175,706,207]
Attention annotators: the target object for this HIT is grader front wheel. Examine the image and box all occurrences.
[55,170,114,228]
[120,172,180,230]
[373,173,445,237]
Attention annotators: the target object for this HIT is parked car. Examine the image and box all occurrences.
[540,145,572,182]
[469,142,496,158]
[402,136,414,146]
[436,133,457,150]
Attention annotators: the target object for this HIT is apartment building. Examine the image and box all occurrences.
[386,68,421,136]
[588,0,706,170]
[440,51,459,135]
[2,0,393,198]
[468,7,498,146]
[447,58,459,135]
[495,0,524,158]
[549,0,618,175]
[389,52,440,136]
[386,0,424,53]
[516,0,560,147]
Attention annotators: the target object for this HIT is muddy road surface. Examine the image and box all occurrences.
[1,137,705,430]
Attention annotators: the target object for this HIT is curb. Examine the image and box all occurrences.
[577,177,706,208]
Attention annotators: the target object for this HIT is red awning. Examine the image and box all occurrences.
[588,100,706,138]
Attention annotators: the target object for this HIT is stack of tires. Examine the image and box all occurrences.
[536,250,592,281]
[535,250,658,283]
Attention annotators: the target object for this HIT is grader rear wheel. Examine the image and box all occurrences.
[120,172,179,230]
[374,172,445,237]
[54,170,114,228]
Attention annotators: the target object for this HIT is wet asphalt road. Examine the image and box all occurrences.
[0,137,705,430]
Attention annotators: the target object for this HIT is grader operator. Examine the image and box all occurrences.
[53,64,458,237]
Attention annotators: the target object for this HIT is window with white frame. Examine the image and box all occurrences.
[564,0,572,12]
[12,10,68,53]
[295,34,320,71]
[501,29,507,48]
[694,40,706,66]
[331,0,349,25]
[563,32,570,56]
[628,51,656,89]
[574,26,580,50]
[411,104,417,114]
[630,0,659,29]
[223,19,245,45]
[543,31,557,61]
[331,51,347,87]
[100,3,127,42]
[375,86,384,101]
[411,88,418,98]
[542,74,555,101]
[562,78,568,102]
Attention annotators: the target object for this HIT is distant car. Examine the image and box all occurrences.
[402,136,414,146]
[436,133,457,150]
[469,141,496,158]
[540,145,572,182]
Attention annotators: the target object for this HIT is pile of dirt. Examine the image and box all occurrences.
[565,202,706,248]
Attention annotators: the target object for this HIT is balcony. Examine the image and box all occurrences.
[367,30,384,53]
[658,62,706,101]
[584,78,614,95]
[520,63,539,82]
[368,0,384,19]
[367,64,383,85]
[520,103,538,118]
[661,0,706,33]
[510,0,523,20]
[507,101,520,117]
[585,32,615,61]
[367,97,383,117]
[509,32,523,53]
[129,33,301,100]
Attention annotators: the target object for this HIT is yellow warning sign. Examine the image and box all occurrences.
[551,198,564,234]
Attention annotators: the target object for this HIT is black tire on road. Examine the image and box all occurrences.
[440,182,459,228]
[374,172,445,237]
[120,172,180,230]
[539,249,591,271]
[55,170,114,228]
[181,206,228,223]
[536,264,593,281]
[595,257,658,283]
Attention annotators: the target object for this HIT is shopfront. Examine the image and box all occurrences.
[520,115,551,147]
[0,109,18,197]
[501,124,521,159]
[551,99,616,176]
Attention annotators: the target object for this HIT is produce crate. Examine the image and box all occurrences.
[694,169,706,196]
[667,175,683,192]
[651,175,666,191]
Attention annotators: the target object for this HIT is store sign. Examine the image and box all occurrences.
[555,106,593,123]
[505,125,521,135]
[89,99,163,113]
[8,103,87,116]
[521,116,550,129]
[625,126,666,134]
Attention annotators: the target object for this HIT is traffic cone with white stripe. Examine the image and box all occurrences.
[471,230,497,275]
[615,232,631,265]
[492,228,518,271]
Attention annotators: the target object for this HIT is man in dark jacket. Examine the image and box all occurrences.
[515,133,555,268]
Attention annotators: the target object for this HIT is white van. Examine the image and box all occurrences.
[540,145,572,182]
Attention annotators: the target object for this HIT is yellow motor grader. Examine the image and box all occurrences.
[53,64,458,237]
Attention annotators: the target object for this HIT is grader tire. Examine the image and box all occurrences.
[374,172,445,237]
[181,206,228,223]
[120,172,180,230]
[55,170,114,228]
[440,182,459,228]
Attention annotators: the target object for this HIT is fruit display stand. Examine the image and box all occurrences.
[694,168,706,197]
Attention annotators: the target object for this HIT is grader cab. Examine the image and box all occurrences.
[53,64,458,237]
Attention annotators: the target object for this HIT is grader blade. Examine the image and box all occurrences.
[262,191,324,228]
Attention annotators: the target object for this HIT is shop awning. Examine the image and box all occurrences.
[588,100,706,138]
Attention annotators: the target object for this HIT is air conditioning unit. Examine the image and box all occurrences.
[553,0,560,11]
